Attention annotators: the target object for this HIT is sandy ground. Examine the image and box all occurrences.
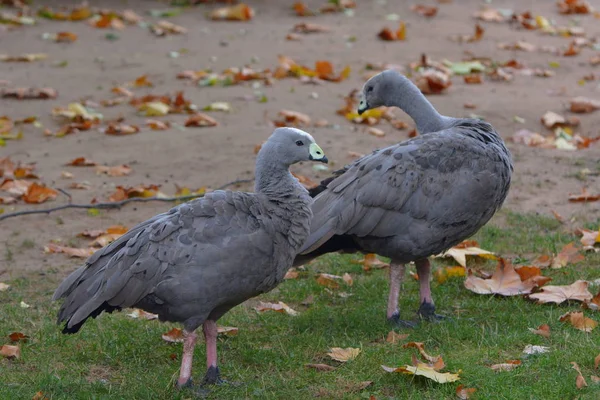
[0,0,599,277]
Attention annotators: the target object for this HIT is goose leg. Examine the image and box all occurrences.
[176,329,198,388]
[415,259,446,321]
[200,320,224,386]
[386,261,416,328]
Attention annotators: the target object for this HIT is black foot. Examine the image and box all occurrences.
[176,378,193,389]
[201,366,224,386]
[387,311,418,329]
[417,302,449,322]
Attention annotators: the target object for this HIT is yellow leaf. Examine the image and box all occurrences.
[138,102,170,117]
[327,347,360,362]
[382,363,460,383]
[438,243,495,267]
[560,311,598,332]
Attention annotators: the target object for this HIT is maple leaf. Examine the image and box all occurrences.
[0,344,20,359]
[551,243,585,268]
[464,259,539,296]
[514,266,552,287]
[327,347,360,362]
[126,309,158,320]
[254,301,298,316]
[44,243,95,258]
[209,3,254,21]
[528,280,593,304]
[490,360,521,371]
[381,363,460,383]
[23,183,58,204]
[529,324,551,338]
[560,311,598,332]
[351,253,389,271]
[438,241,495,267]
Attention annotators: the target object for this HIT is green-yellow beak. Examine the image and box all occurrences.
[309,143,328,163]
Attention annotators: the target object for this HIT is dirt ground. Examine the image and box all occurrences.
[1,0,599,278]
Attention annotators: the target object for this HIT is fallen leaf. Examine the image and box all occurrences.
[568,187,600,202]
[54,31,78,43]
[367,127,385,137]
[146,119,170,130]
[293,2,315,16]
[284,269,299,279]
[464,74,483,84]
[162,327,184,343]
[473,8,505,22]
[456,385,477,399]
[8,332,28,342]
[464,259,537,296]
[203,102,231,112]
[514,266,552,287]
[0,344,20,359]
[138,102,170,117]
[569,97,600,113]
[386,331,409,344]
[560,311,597,332]
[551,243,585,268]
[529,323,551,338]
[403,342,440,363]
[411,5,438,17]
[382,363,460,383]
[316,273,342,289]
[254,301,298,316]
[66,157,96,167]
[293,22,330,34]
[558,0,592,15]
[343,273,353,286]
[352,253,389,271]
[523,345,549,355]
[0,283,10,291]
[0,53,47,62]
[327,347,360,362]
[126,308,158,320]
[529,280,593,304]
[23,183,58,204]
[438,241,495,267]
[498,41,536,52]
[209,3,254,21]
[44,243,95,258]
[305,363,335,371]
[415,69,452,94]
[105,123,140,136]
[184,113,218,127]
[95,165,132,177]
[592,375,600,383]
[434,266,466,284]
[31,391,48,400]
[578,228,600,250]
[378,22,406,41]
[595,353,600,370]
[490,360,521,372]
[571,361,589,388]
[217,326,238,336]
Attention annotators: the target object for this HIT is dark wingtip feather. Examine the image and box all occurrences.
[58,302,121,335]
[308,168,347,198]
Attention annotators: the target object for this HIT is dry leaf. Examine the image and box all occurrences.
[558,0,592,15]
[529,280,593,304]
[342,273,353,286]
[254,301,298,316]
[490,360,521,371]
[305,363,335,371]
[31,391,48,400]
[456,385,477,399]
[411,5,438,17]
[529,324,551,338]
[439,241,495,267]
[66,157,96,167]
[434,266,466,284]
[382,363,460,383]
[0,344,20,359]
[415,69,452,94]
[464,259,538,296]
[126,308,158,320]
[327,347,360,362]
[8,332,28,342]
[209,3,254,21]
[274,110,311,127]
[0,283,10,291]
[44,243,95,258]
[217,326,239,336]
[403,342,440,363]
[560,311,597,332]
[386,331,409,344]
[105,123,140,136]
[284,269,299,279]
[473,8,505,22]
[184,113,218,127]
[569,97,600,113]
[367,127,385,137]
[578,228,600,250]
[146,119,170,130]
[23,182,58,204]
[551,243,585,268]
[378,22,406,41]
[162,327,184,343]
[316,273,342,289]
[95,165,132,177]
[514,266,552,287]
[293,2,315,16]
[293,23,330,33]
[569,188,600,202]
[0,85,57,99]
[352,253,389,271]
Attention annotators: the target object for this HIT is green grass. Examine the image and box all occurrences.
[1,211,599,399]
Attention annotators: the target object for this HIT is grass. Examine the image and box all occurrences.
[1,211,600,400]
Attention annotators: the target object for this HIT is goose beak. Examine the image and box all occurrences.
[309,143,328,163]
[357,95,368,115]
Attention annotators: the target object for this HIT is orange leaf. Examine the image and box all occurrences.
[23,182,58,204]
[293,2,315,16]
[209,3,254,21]
[529,323,551,338]
[162,328,184,343]
[351,253,389,271]
[8,332,28,342]
[132,75,153,88]
[44,243,95,258]
[568,187,600,202]
[146,119,170,130]
[316,273,341,289]
[456,385,477,399]
[55,31,78,42]
[66,157,96,166]
[184,113,218,127]
[572,362,588,389]
[560,311,597,332]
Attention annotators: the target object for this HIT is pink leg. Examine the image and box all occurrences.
[387,261,405,319]
[201,319,223,385]
[177,329,198,387]
[415,258,445,320]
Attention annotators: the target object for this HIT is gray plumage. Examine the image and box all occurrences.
[297,70,512,323]
[52,127,328,386]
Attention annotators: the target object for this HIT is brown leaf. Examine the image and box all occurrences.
[463,74,483,84]
[342,273,353,286]
[490,360,521,371]
[411,5,438,17]
[316,273,342,289]
[558,0,592,15]
[352,253,389,271]
[55,31,78,43]
[327,347,360,362]
[473,8,505,22]
[184,113,218,127]
[209,3,254,21]
[594,353,600,370]
[0,344,20,359]
[23,182,58,204]
[217,326,239,336]
[386,331,409,344]
[529,280,593,304]
[254,301,298,316]
[105,123,140,136]
[569,97,600,113]
[284,269,299,280]
[378,22,406,41]
[305,363,335,371]
[95,165,132,177]
[382,362,459,383]
[456,385,477,399]
[44,243,95,258]
[568,187,600,202]
[66,157,96,167]
[1,87,57,100]
[514,266,552,287]
[126,309,158,320]
[31,391,49,400]
[403,342,441,364]
[274,110,311,127]
[571,361,588,389]
[293,23,330,33]
[551,243,585,268]
[415,69,452,94]
[465,259,537,296]
[146,119,170,130]
[560,312,598,332]
[8,332,28,342]
[293,2,315,16]
[162,328,184,343]
[529,323,551,338]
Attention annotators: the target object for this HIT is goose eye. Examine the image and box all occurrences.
[366,86,373,93]
[295,140,304,146]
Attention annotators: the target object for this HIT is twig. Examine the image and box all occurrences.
[0,178,254,222]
